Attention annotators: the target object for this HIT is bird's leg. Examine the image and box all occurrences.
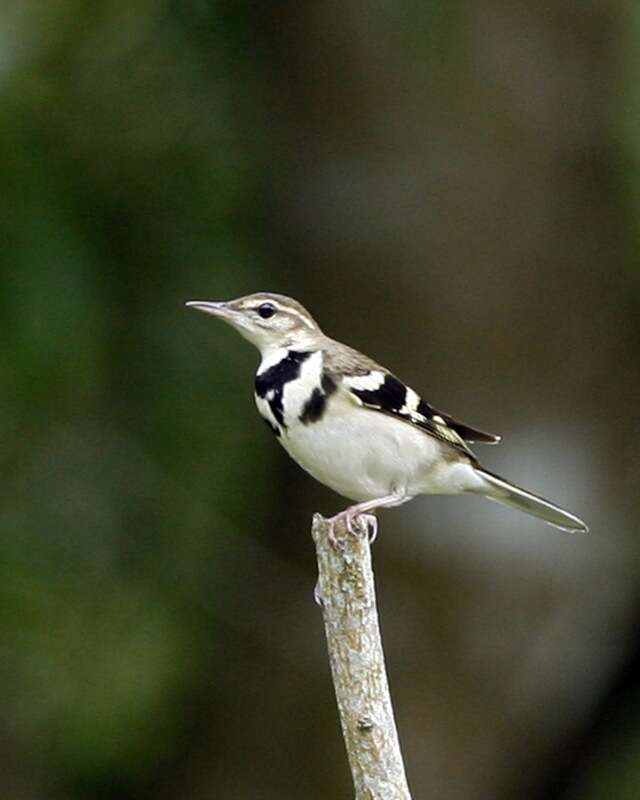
[326,492,413,544]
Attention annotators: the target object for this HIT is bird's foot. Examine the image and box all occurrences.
[324,517,346,550]
[363,513,378,543]
[326,508,377,545]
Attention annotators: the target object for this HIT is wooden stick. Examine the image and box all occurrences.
[312,513,412,800]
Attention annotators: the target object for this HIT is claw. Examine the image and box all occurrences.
[364,513,378,543]
[346,512,357,536]
[325,517,345,550]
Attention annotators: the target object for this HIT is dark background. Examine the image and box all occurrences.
[2,2,639,798]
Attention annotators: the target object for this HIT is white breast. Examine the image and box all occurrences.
[279,389,451,503]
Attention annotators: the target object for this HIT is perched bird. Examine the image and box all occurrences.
[186,292,587,537]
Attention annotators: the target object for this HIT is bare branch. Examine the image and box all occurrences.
[312,513,412,800]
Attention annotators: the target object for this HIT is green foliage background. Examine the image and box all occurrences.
[1,2,639,798]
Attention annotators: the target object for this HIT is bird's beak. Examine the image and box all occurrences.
[186,299,254,341]
[185,300,233,319]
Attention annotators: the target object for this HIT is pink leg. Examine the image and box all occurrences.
[326,492,414,544]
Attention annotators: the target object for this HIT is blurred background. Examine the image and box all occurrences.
[1,1,639,798]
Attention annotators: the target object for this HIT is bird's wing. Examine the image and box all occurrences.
[323,340,500,457]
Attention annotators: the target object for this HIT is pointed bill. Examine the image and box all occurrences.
[185,300,228,315]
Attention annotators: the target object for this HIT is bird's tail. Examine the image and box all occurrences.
[473,468,588,533]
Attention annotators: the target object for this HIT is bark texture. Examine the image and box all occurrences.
[312,513,412,800]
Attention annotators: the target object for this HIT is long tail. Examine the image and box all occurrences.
[474,468,588,533]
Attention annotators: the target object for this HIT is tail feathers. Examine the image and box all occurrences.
[475,469,588,533]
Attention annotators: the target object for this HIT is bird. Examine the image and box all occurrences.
[186,292,588,538]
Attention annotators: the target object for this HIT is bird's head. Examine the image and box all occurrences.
[186,292,324,354]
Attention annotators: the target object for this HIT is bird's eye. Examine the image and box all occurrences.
[257,302,276,319]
